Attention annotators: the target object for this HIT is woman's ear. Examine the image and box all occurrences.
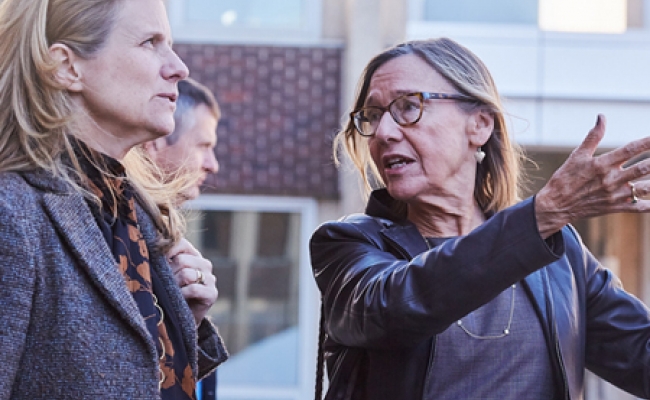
[468,108,495,147]
[49,43,82,92]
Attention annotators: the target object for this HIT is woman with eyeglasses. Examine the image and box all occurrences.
[310,37,650,400]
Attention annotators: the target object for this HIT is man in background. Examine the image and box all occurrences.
[145,77,221,400]
[145,77,220,202]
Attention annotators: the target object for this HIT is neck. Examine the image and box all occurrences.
[407,198,486,238]
[73,121,132,161]
[70,106,146,161]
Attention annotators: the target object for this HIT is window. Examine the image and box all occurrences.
[539,0,627,33]
[418,0,538,25]
[411,0,637,33]
[186,195,319,399]
[167,0,322,44]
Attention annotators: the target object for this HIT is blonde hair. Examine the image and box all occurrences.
[334,37,525,214]
[0,0,185,251]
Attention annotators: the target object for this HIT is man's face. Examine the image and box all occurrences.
[154,103,219,200]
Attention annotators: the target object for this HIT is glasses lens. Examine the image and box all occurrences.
[390,95,422,125]
[353,108,382,136]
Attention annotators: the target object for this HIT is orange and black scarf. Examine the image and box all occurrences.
[79,144,196,399]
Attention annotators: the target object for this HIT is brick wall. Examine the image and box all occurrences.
[174,44,342,199]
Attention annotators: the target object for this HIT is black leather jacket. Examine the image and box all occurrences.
[310,189,650,399]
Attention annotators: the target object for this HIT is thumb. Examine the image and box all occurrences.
[573,114,606,157]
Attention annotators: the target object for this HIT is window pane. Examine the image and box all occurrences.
[422,0,538,24]
[186,0,304,29]
[539,0,627,33]
[196,210,301,386]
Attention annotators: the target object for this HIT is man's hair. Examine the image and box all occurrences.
[166,78,220,145]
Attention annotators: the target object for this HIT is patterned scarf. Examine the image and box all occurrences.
[78,144,196,399]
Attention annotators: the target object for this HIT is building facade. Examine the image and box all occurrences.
[166,1,650,399]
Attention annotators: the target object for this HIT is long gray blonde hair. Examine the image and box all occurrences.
[0,0,185,251]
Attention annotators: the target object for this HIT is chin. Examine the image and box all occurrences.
[385,183,414,202]
[153,127,174,139]
[183,187,201,201]
[148,118,175,138]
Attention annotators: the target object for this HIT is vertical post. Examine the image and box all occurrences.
[229,211,259,353]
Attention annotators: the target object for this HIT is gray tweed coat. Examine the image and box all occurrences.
[0,170,228,399]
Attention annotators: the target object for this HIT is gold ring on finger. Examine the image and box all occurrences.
[195,269,205,285]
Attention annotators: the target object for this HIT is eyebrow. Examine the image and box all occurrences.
[142,30,173,46]
[364,90,415,106]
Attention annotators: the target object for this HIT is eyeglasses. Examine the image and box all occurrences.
[350,92,474,137]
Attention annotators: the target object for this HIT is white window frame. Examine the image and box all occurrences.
[167,0,323,45]
[186,194,320,400]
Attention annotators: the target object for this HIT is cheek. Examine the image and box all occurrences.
[368,141,381,167]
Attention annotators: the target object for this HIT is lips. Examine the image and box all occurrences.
[382,154,414,170]
[158,93,178,102]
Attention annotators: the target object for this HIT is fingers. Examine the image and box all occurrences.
[180,279,218,302]
[534,114,650,237]
[180,272,219,326]
[598,134,650,168]
[175,263,215,287]
[578,113,650,192]
[617,158,650,185]
[572,114,606,158]
[166,239,219,326]
[172,253,214,286]
[168,238,200,260]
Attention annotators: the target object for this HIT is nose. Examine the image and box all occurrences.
[372,111,402,142]
[203,150,219,174]
[163,48,189,81]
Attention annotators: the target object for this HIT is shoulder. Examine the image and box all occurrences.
[312,213,391,241]
[0,171,31,190]
[0,172,41,207]
[0,171,77,228]
[309,213,405,258]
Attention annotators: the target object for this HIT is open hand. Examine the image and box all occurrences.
[536,114,650,238]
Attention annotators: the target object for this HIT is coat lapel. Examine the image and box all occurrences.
[42,191,155,353]
[522,269,551,339]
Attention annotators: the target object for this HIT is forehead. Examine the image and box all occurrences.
[112,0,171,38]
[180,104,218,143]
[365,54,453,103]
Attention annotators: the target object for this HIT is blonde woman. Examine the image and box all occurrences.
[311,38,650,399]
[0,0,226,398]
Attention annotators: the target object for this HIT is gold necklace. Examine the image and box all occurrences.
[423,235,516,340]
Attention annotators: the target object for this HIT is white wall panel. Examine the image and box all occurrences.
[407,22,650,148]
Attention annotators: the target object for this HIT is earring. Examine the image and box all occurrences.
[475,147,486,164]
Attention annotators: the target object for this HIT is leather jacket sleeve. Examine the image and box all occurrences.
[310,197,563,349]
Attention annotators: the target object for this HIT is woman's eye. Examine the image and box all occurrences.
[399,100,418,112]
[365,110,381,122]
